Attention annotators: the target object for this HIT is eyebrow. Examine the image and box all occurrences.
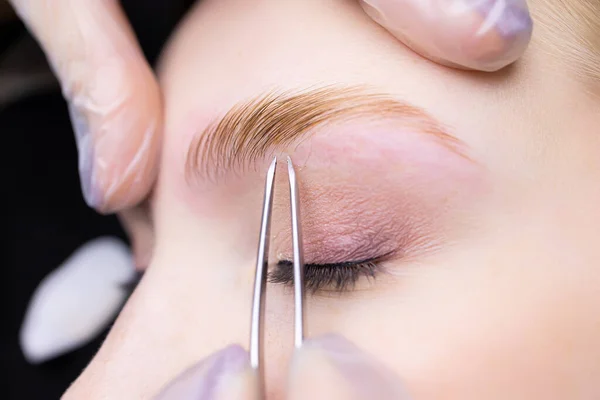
[185,85,468,182]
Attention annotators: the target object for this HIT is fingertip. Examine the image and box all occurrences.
[72,55,163,213]
[153,345,256,400]
[289,334,413,400]
[117,204,154,271]
[359,0,533,71]
[11,0,163,213]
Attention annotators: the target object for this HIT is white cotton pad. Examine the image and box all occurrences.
[19,236,134,364]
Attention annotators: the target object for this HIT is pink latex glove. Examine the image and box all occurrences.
[153,334,412,400]
[8,0,532,213]
[359,0,533,71]
[8,1,161,213]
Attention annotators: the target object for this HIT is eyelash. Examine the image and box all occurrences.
[268,259,383,293]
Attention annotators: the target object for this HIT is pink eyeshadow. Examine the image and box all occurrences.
[270,121,486,264]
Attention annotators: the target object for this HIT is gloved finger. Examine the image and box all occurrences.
[153,345,259,400]
[9,0,162,213]
[287,334,412,400]
[117,203,154,271]
[359,0,533,72]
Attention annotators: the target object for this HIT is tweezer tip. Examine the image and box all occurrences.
[266,156,278,174]
[286,155,296,173]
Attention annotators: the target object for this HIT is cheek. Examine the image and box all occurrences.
[326,235,600,399]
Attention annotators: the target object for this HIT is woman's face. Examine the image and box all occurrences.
[65,0,600,399]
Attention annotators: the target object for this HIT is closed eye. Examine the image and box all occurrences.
[268,259,383,293]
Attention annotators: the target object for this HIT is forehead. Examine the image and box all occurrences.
[157,0,594,211]
[528,0,600,92]
[158,0,516,142]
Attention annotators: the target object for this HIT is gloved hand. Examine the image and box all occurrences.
[358,0,533,71]
[153,334,412,400]
[8,1,162,213]
[8,0,533,214]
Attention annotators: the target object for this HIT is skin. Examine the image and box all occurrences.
[7,0,531,213]
[64,0,600,399]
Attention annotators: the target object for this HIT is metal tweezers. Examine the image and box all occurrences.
[250,156,304,397]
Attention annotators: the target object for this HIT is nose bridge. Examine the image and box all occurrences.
[263,283,297,399]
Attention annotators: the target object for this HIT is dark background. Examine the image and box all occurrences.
[2,1,194,398]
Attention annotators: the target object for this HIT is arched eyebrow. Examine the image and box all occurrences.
[185,85,469,183]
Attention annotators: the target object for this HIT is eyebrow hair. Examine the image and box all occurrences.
[185,85,468,182]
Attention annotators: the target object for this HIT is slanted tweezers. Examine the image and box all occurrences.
[249,156,304,396]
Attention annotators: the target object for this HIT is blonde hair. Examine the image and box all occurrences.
[531,0,600,95]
